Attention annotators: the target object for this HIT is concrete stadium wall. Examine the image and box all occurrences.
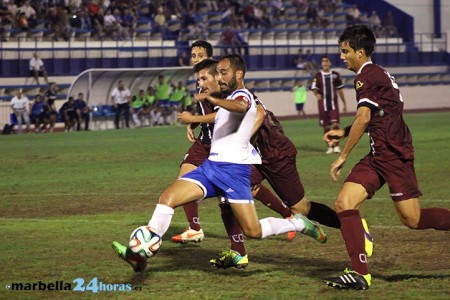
[257,85,450,118]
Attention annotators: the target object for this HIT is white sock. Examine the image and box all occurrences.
[259,217,304,239]
[148,204,174,237]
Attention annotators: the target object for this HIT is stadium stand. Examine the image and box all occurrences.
[0,0,448,129]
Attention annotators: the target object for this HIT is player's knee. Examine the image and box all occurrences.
[158,190,176,208]
[290,198,310,215]
[242,227,262,239]
[400,215,420,229]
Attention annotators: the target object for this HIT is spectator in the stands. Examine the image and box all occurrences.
[346,4,361,25]
[242,2,258,29]
[29,52,49,85]
[153,6,168,39]
[178,49,190,66]
[306,3,319,27]
[18,0,35,19]
[53,6,72,41]
[71,8,93,30]
[293,0,306,13]
[103,8,119,40]
[218,25,236,55]
[383,10,398,37]
[121,7,135,39]
[17,12,29,32]
[369,10,382,35]
[270,0,285,20]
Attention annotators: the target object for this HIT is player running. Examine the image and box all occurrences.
[323,25,450,290]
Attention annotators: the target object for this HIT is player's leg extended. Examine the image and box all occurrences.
[112,180,204,272]
[394,198,450,230]
[171,163,204,243]
[324,182,371,289]
[230,202,326,243]
[151,179,204,236]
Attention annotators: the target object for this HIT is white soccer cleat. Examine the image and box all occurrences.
[171,227,204,243]
[333,146,341,153]
[326,147,334,154]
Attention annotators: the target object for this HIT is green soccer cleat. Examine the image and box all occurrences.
[324,268,371,290]
[294,214,327,243]
[112,241,147,272]
[210,249,248,269]
[362,218,374,257]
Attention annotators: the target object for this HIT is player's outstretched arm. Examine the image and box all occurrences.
[177,111,216,124]
[195,94,248,113]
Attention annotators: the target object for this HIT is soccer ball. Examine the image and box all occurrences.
[129,226,162,258]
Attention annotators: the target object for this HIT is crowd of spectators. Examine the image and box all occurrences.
[0,0,398,43]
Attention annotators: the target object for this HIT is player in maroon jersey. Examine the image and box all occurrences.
[323,24,450,290]
[311,55,347,154]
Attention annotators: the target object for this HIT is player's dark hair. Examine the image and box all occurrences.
[191,40,213,58]
[338,25,376,56]
[321,55,331,62]
[193,58,218,75]
[219,54,246,75]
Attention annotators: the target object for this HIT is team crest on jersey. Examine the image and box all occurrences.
[355,81,364,89]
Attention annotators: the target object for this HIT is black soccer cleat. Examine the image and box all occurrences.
[324,268,371,290]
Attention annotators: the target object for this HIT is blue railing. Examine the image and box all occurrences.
[0,33,447,78]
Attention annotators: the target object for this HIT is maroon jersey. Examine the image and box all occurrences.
[355,63,414,160]
[253,99,297,163]
[311,70,344,112]
[195,101,217,144]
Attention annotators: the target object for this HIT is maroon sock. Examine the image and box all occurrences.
[307,201,340,229]
[338,210,369,275]
[183,202,201,231]
[331,125,340,146]
[254,185,292,219]
[219,203,246,256]
[417,208,450,230]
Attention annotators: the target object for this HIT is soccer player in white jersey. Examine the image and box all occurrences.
[112,55,327,272]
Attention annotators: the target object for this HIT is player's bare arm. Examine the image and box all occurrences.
[338,90,347,113]
[330,106,371,181]
[186,124,196,142]
[177,111,216,124]
[251,104,266,136]
[195,94,248,113]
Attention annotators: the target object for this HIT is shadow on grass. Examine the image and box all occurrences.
[121,226,344,285]
[376,273,450,282]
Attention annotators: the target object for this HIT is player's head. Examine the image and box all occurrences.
[320,55,332,72]
[193,59,221,97]
[191,40,213,66]
[338,25,376,73]
[216,54,246,94]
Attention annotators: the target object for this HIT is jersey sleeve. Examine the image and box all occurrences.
[230,89,252,110]
[355,72,378,111]
[310,73,320,90]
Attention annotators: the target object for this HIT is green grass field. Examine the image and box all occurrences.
[1,112,449,300]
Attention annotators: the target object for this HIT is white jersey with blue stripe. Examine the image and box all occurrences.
[209,88,262,164]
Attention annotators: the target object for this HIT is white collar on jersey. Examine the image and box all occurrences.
[357,61,373,75]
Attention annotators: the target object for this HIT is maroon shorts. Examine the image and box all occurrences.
[318,107,339,127]
[256,156,304,207]
[345,155,422,201]
[180,139,210,167]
